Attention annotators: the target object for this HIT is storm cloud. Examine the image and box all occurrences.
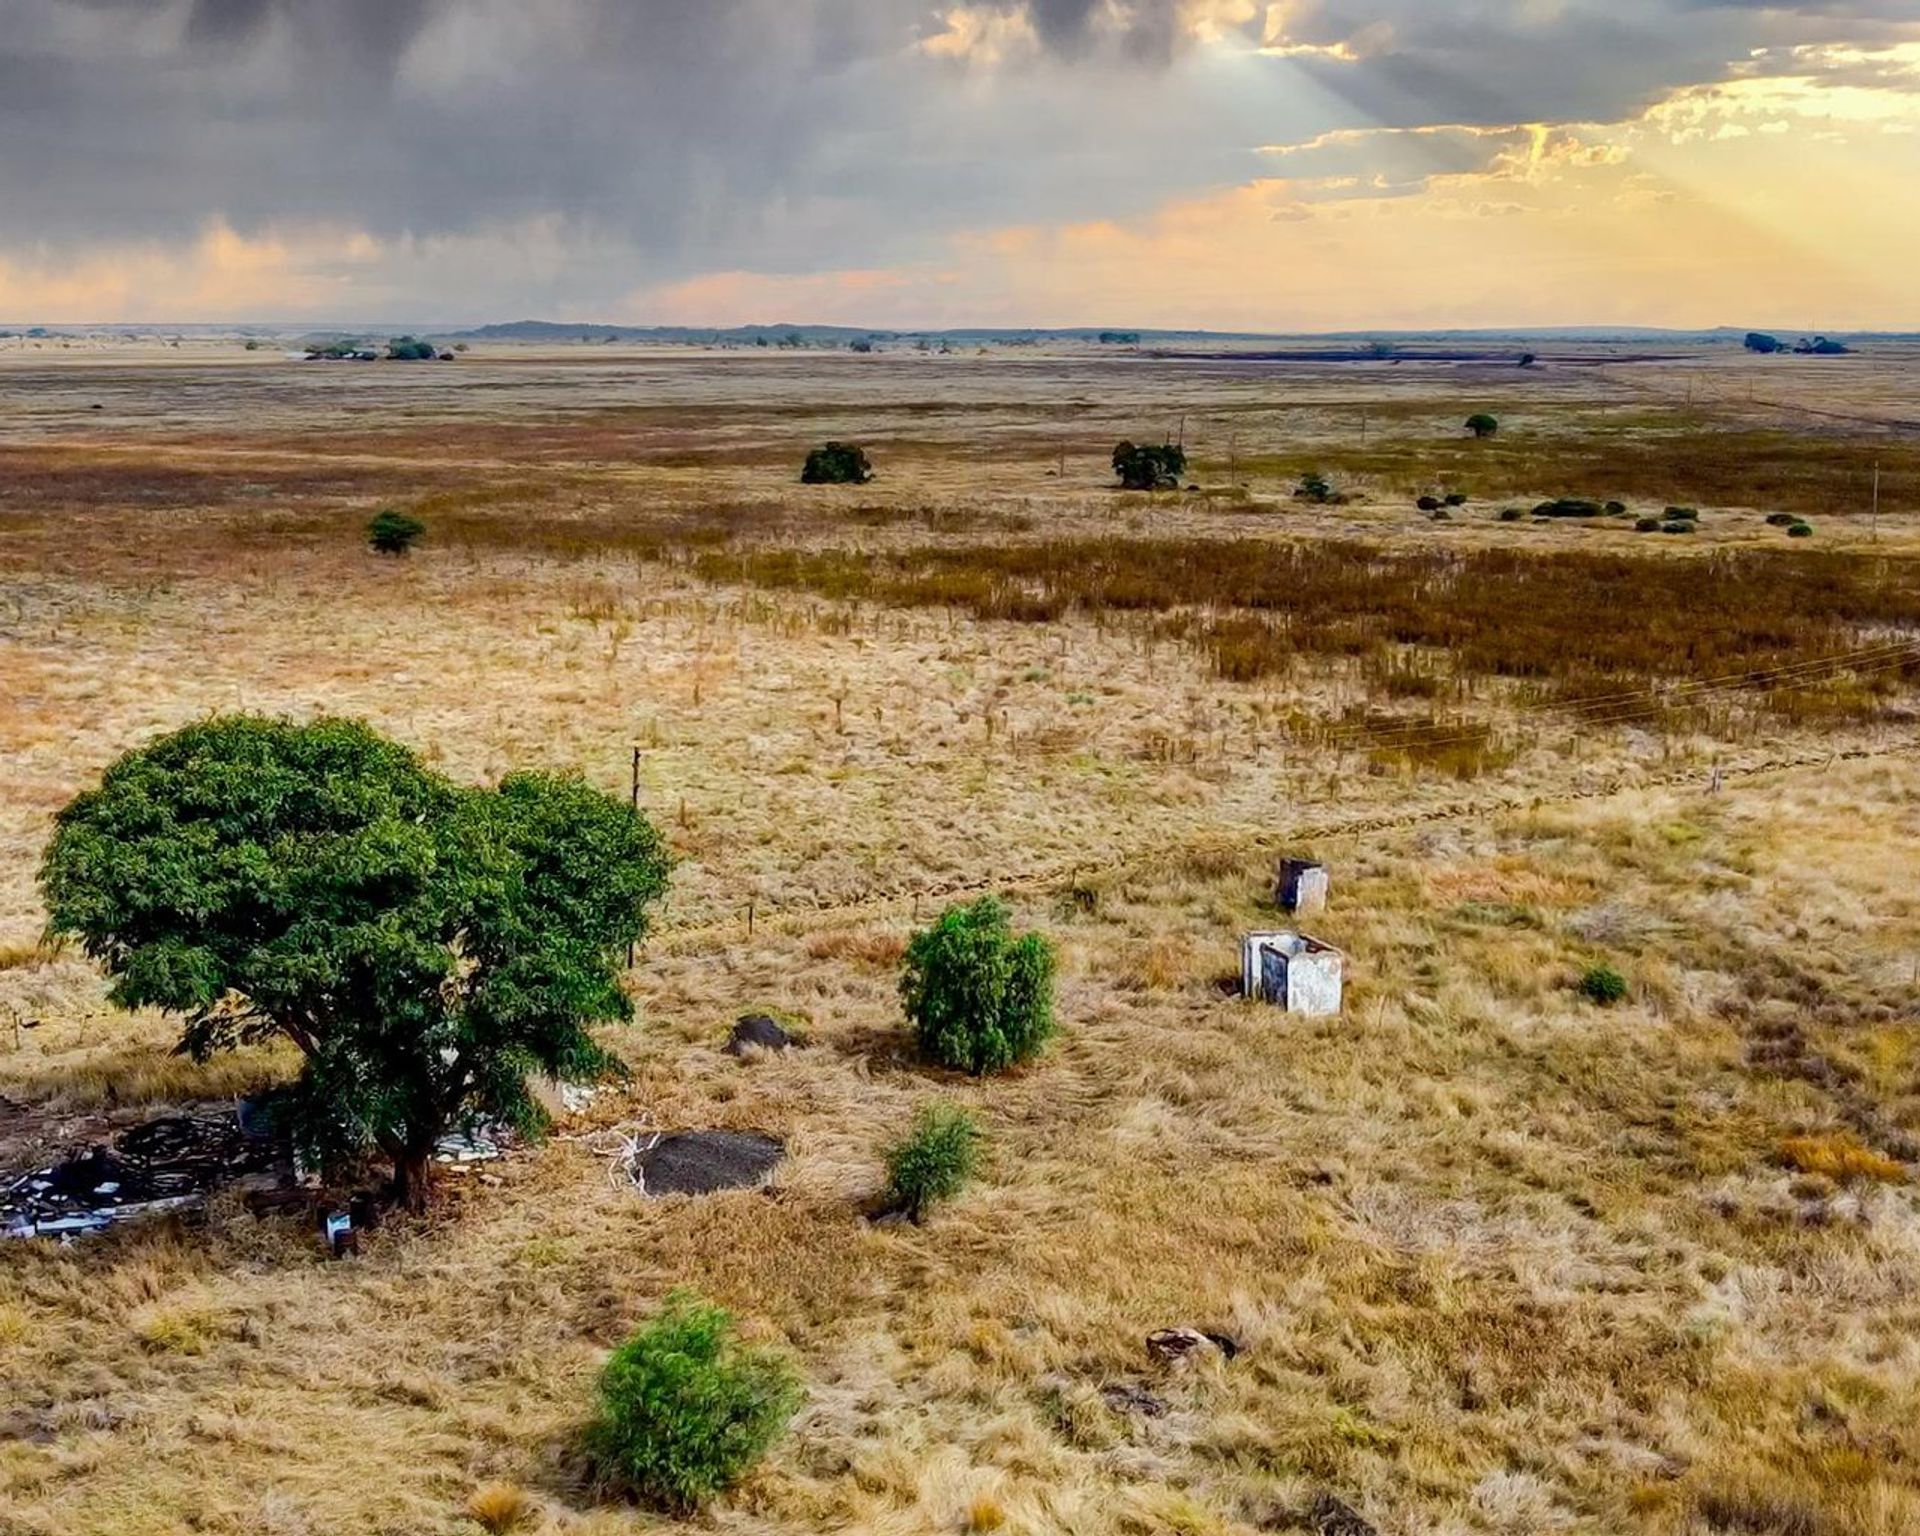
[1,0,1915,319]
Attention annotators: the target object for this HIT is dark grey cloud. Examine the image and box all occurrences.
[0,0,1913,315]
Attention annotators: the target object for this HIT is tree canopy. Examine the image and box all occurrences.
[39,716,670,1207]
[1110,440,1186,491]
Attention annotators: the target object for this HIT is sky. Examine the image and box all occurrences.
[2,0,1917,330]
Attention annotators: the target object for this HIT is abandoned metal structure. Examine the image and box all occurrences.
[1241,931,1344,1016]
[1274,856,1329,915]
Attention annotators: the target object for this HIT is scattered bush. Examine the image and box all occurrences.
[1429,508,1452,521]
[1664,506,1699,521]
[801,442,873,485]
[884,1101,982,1222]
[1533,499,1606,519]
[1788,521,1814,538]
[588,1291,801,1512]
[1444,492,1468,506]
[1659,519,1695,534]
[1635,517,1662,532]
[1465,413,1499,438]
[1744,331,1784,354]
[367,508,426,555]
[1604,500,1628,515]
[1577,965,1628,1005]
[1111,440,1186,491]
[386,335,437,361]
[1416,495,1442,512]
[1294,471,1347,505]
[902,896,1056,1075]
[1497,506,1526,522]
[1765,512,1797,526]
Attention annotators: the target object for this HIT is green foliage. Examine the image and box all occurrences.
[1744,331,1783,354]
[367,509,426,555]
[1604,501,1628,516]
[39,716,669,1206]
[1110,440,1186,491]
[588,1290,801,1512]
[386,335,438,360]
[800,442,872,484]
[1664,506,1699,521]
[1578,964,1628,1005]
[1532,499,1606,519]
[883,1101,982,1222]
[1465,413,1499,438]
[1497,506,1526,522]
[1293,470,1346,505]
[1635,517,1662,532]
[901,897,1055,1075]
[1659,519,1695,534]
[1765,512,1798,526]
[1788,520,1814,537]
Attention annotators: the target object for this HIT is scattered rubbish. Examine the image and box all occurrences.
[635,1131,785,1196]
[526,1074,600,1119]
[1241,931,1344,1016]
[1307,1492,1379,1536]
[725,1014,795,1056]
[433,1126,504,1167]
[3,1109,279,1241]
[1274,856,1329,915]
[1100,1381,1169,1418]
[1145,1327,1242,1368]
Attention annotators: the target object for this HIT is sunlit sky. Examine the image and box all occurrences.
[4,1,1917,329]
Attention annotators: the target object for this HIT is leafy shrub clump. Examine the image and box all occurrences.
[1444,492,1468,506]
[1578,964,1628,1005]
[1294,471,1348,505]
[1604,500,1628,515]
[1765,512,1797,526]
[367,508,425,555]
[1533,499,1606,519]
[1660,519,1695,534]
[589,1291,801,1512]
[1788,521,1814,538]
[884,1101,982,1222]
[1111,440,1186,490]
[801,442,873,485]
[1416,494,1441,512]
[1664,506,1699,522]
[1465,413,1499,438]
[1498,506,1526,522]
[1635,517,1661,532]
[902,896,1056,1075]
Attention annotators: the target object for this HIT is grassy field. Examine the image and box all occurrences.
[2,341,1919,1536]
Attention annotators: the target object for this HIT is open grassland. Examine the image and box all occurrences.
[3,343,1920,1535]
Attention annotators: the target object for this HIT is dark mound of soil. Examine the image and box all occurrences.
[638,1131,785,1196]
[725,1014,794,1055]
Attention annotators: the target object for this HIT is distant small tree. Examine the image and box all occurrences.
[901,897,1056,1076]
[588,1290,801,1512]
[849,338,874,353]
[39,716,670,1209]
[1294,471,1346,505]
[1465,413,1499,438]
[386,335,438,361]
[1111,440,1186,491]
[367,508,426,555]
[883,1101,981,1222]
[801,442,873,484]
[1518,352,1537,368]
[1744,332,1783,354]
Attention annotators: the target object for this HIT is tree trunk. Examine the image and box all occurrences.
[390,1145,434,1213]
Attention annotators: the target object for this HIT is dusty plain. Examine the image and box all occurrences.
[2,338,1919,1536]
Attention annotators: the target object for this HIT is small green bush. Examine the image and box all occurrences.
[1578,965,1628,1006]
[1110,440,1186,490]
[1416,494,1441,512]
[884,1101,982,1222]
[1444,492,1468,507]
[901,897,1055,1075]
[1294,471,1347,505]
[1465,413,1499,438]
[1635,516,1661,532]
[801,442,872,485]
[1498,506,1526,522]
[1659,519,1695,534]
[1788,521,1814,538]
[1533,499,1605,519]
[1765,512,1797,526]
[1604,500,1628,516]
[367,508,425,555]
[589,1291,801,1512]
[1664,506,1699,521]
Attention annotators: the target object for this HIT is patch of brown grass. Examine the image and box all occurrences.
[1778,1134,1907,1183]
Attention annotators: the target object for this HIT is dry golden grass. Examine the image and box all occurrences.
[2,345,1920,1536]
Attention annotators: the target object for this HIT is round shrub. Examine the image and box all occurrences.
[1416,494,1442,512]
[1498,507,1526,522]
[589,1291,801,1512]
[1788,521,1814,538]
[367,508,425,555]
[1465,413,1499,438]
[1110,440,1186,490]
[1659,520,1694,534]
[1635,517,1660,532]
[1765,512,1797,527]
[1604,500,1627,516]
[1664,506,1699,521]
[1578,965,1628,1006]
[901,896,1056,1075]
[801,442,872,485]
[1444,492,1468,507]
[884,1101,982,1222]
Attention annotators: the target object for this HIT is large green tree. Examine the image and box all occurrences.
[40,716,669,1209]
